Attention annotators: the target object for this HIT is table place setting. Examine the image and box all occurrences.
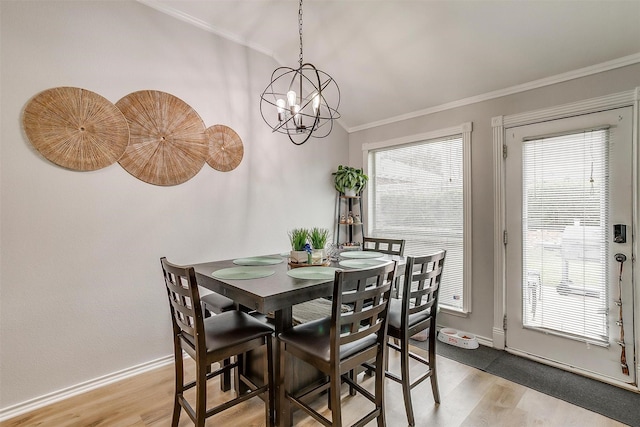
[232,256,284,266]
[211,266,275,280]
[338,250,385,259]
[286,266,339,280]
[338,258,390,268]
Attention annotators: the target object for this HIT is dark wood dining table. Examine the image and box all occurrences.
[192,252,404,426]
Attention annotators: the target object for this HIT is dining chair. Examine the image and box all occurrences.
[385,250,446,426]
[278,262,395,427]
[201,291,235,316]
[363,237,406,298]
[200,292,235,392]
[160,257,274,427]
[362,236,406,256]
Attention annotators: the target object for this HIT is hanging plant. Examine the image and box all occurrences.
[332,165,368,195]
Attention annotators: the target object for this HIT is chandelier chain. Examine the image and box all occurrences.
[298,0,304,67]
[259,0,340,145]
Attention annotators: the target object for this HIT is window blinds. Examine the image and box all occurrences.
[369,136,464,310]
[521,129,609,343]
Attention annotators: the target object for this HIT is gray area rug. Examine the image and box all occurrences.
[412,339,640,427]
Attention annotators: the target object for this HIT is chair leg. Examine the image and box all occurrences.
[234,354,243,395]
[220,357,231,392]
[171,347,183,427]
[400,336,415,426]
[265,335,275,427]
[329,368,343,427]
[279,341,292,427]
[429,333,440,403]
[348,369,356,396]
[375,343,387,427]
[195,361,207,427]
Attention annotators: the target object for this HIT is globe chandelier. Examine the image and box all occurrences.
[259,0,340,145]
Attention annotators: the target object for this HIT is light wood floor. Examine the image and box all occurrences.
[1,347,627,427]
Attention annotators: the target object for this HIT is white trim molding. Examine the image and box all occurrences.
[492,115,506,350]
[136,0,277,61]
[136,1,640,136]
[492,88,640,381]
[351,53,640,133]
[0,355,174,422]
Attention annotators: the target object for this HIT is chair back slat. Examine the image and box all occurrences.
[161,257,205,351]
[400,251,446,329]
[331,263,395,357]
[363,237,406,256]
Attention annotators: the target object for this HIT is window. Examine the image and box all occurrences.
[363,123,472,313]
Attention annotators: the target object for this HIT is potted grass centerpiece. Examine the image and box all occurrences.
[288,228,309,264]
[309,227,330,264]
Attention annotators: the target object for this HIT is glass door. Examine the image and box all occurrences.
[504,107,635,385]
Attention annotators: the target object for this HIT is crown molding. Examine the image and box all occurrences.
[349,52,640,133]
[136,0,639,136]
[136,0,279,63]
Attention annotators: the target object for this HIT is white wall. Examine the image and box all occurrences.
[349,63,640,341]
[0,1,348,410]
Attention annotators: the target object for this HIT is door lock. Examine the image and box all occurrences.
[613,224,626,243]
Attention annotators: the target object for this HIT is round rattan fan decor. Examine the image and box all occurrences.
[22,87,130,171]
[205,125,244,172]
[116,90,207,186]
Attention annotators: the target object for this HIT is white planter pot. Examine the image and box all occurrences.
[343,188,357,197]
[290,250,308,264]
[311,249,324,264]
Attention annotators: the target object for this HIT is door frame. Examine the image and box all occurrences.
[492,87,640,390]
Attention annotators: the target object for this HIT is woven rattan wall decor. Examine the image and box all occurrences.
[22,87,130,171]
[205,124,244,172]
[116,90,207,186]
[23,87,244,184]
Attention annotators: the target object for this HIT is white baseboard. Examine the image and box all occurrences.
[0,354,174,422]
[492,327,505,350]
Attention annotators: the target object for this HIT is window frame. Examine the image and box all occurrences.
[362,122,473,315]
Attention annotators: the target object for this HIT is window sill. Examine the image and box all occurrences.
[439,306,469,318]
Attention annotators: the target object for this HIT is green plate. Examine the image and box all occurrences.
[339,250,384,259]
[212,267,275,280]
[233,256,284,266]
[287,267,339,280]
[339,259,389,268]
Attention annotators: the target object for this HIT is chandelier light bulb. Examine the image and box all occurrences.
[312,92,321,115]
[292,104,301,127]
[287,90,297,109]
[276,98,286,121]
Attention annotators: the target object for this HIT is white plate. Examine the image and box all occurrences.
[339,259,389,268]
[287,267,339,280]
[233,256,283,266]
[339,250,384,259]
[212,267,275,280]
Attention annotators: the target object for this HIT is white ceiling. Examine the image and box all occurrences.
[141,0,640,131]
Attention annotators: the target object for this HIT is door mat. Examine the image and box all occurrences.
[412,339,640,427]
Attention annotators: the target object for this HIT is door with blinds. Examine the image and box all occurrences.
[504,107,635,385]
